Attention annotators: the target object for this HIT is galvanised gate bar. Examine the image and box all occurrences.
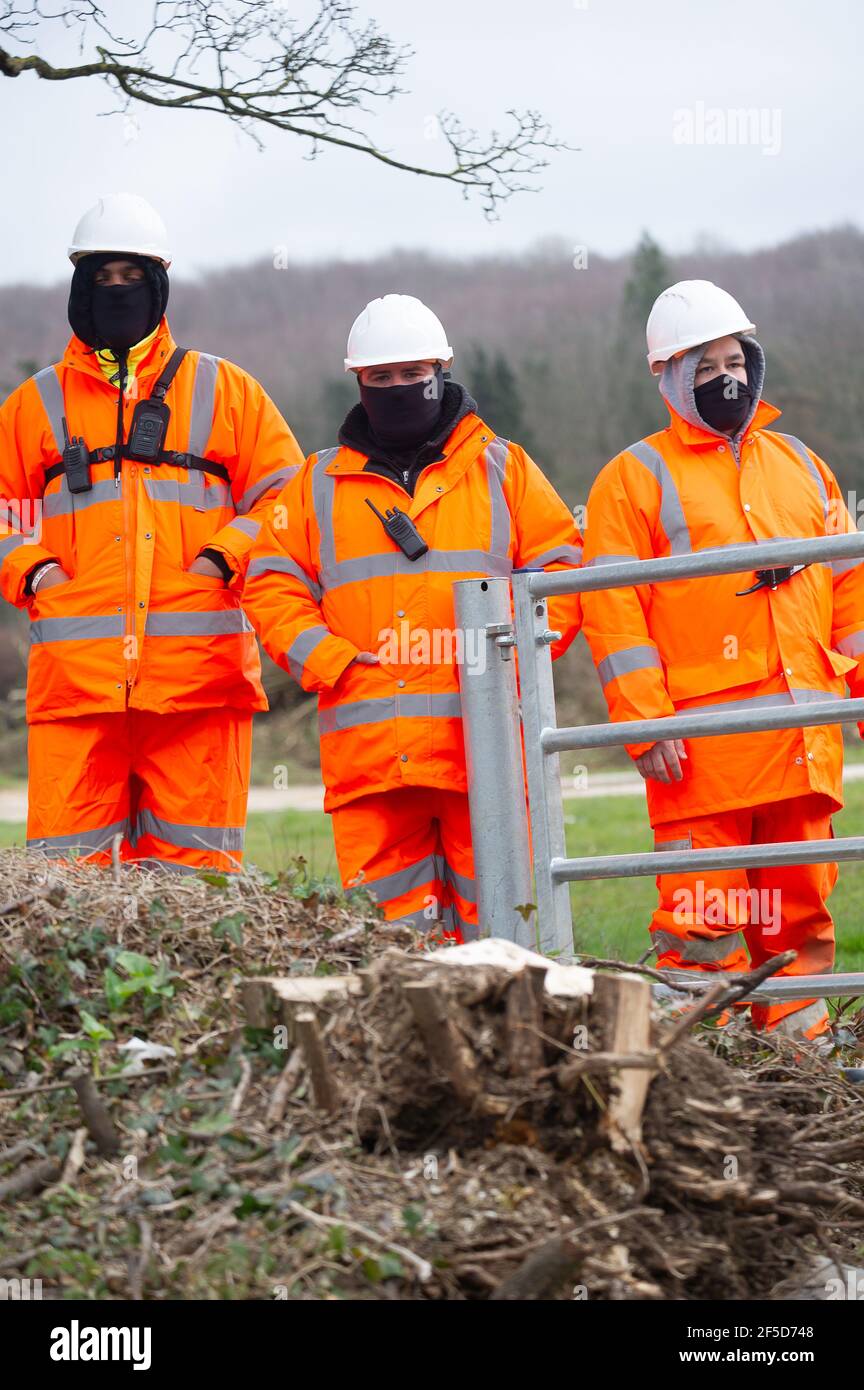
[454,532,864,1003]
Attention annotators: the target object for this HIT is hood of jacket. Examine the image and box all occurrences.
[659,336,766,444]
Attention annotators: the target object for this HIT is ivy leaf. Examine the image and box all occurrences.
[78,1009,113,1043]
[115,951,155,978]
[213,912,246,947]
[198,872,229,888]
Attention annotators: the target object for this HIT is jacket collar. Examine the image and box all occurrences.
[61,317,177,386]
[667,395,782,449]
[327,409,491,479]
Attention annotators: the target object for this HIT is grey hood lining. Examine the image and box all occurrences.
[659,336,766,444]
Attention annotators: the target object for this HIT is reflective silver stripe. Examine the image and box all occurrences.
[654,837,692,852]
[43,478,120,518]
[653,928,746,964]
[145,610,253,637]
[228,516,260,540]
[247,554,322,602]
[134,809,244,853]
[319,691,462,734]
[33,366,65,453]
[321,547,512,591]
[311,448,340,576]
[485,437,511,557]
[144,477,232,511]
[444,863,476,902]
[187,352,220,456]
[832,556,864,578]
[628,439,691,554]
[529,544,583,567]
[770,998,829,1037]
[391,906,439,930]
[27,817,130,856]
[836,631,864,658]
[677,689,838,716]
[234,464,300,516]
[586,553,637,567]
[0,534,25,562]
[286,624,330,682]
[30,614,124,644]
[365,853,442,903]
[777,433,828,520]
[597,644,662,687]
[311,442,512,589]
[447,905,481,940]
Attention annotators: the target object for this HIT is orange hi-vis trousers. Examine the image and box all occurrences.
[331,787,479,942]
[27,709,252,873]
[651,793,837,1038]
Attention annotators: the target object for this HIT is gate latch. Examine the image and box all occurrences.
[485,621,516,661]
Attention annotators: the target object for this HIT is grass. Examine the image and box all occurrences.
[2,786,863,972]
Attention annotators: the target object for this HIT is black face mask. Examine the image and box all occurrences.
[89,281,155,352]
[359,365,444,449]
[68,254,169,353]
[694,372,753,434]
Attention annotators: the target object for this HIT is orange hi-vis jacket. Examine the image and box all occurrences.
[582,398,864,827]
[244,414,582,811]
[0,320,303,722]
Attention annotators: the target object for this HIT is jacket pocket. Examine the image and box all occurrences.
[153,562,230,605]
[179,567,228,592]
[28,570,80,621]
[665,646,769,703]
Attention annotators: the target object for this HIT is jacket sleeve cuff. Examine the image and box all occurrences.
[3,545,61,608]
[297,634,359,692]
[199,548,234,582]
[625,741,655,760]
[204,519,264,582]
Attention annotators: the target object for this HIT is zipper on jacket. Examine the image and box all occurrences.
[113,354,126,490]
[115,353,136,700]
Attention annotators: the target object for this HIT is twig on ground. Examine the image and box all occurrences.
[284,1198,432,1282]
[70,1069,121,1155]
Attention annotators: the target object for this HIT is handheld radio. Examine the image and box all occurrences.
[365,498,429,561]
[61,418,93,494]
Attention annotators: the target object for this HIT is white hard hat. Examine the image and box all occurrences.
[344,294,453,372]
[646,279,755,375]
[68,193,172,266]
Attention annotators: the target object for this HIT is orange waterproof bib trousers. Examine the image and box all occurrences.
[332,787,478,941]
[652,793,836,1037]
[27,709,252,873]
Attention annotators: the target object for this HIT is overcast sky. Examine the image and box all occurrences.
[0,0,860,284]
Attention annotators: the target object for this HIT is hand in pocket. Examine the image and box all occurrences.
[34,566,72,592]
[186,555,225,580]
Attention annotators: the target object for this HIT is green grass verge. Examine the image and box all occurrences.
[3,786,863,971]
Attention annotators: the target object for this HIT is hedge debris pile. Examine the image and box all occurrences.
[0,849,862,1301]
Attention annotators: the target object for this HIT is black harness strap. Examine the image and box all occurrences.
[151,346,187,403]
[44,347,231,488]
[44,450,230,486]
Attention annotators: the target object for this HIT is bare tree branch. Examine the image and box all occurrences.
[0,0,567,214]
